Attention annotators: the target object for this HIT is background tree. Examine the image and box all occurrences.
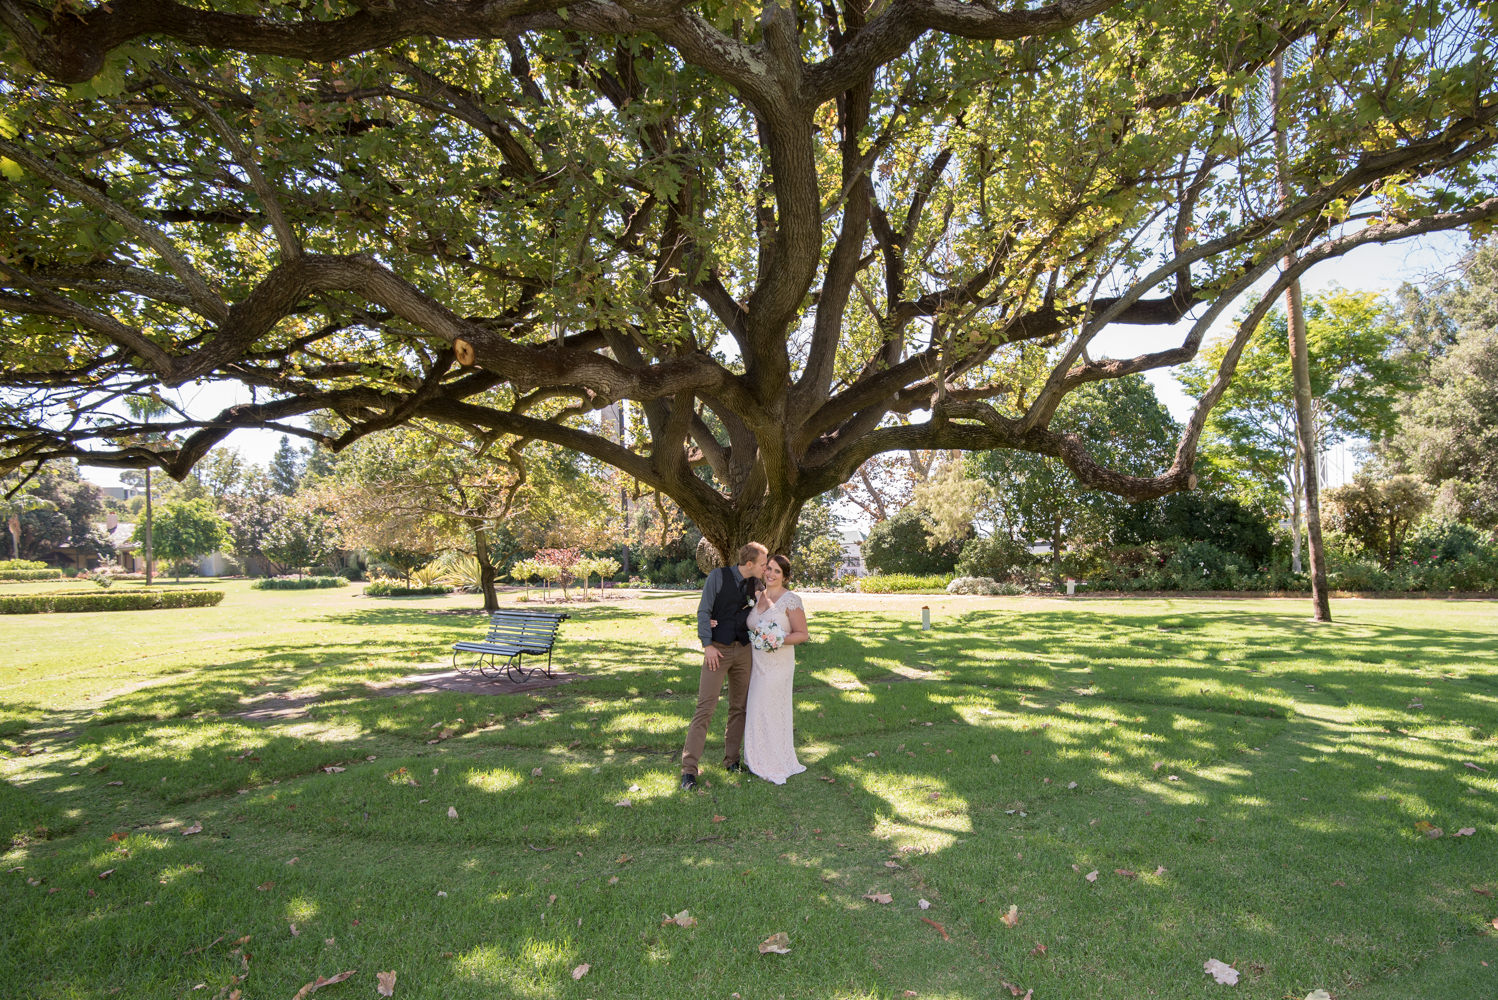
[267,436,306,497]
[8,462,109,564]
[190,447,248,505]
[969,376,1178,575]
[1382,243,1498,529]
[1323,472,1433,568]
[2,476,56,560]
[261,501,334,578]
[137,496,229,581]
[1181,289,1412,568]
[788,493,847,584]
[863,507,963,577]
[2,3,1495,562]
[219,468,285,576]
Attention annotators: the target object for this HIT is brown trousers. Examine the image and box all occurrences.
[680,641,752,775]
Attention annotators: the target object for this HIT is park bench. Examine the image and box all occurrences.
[452,608,570,683]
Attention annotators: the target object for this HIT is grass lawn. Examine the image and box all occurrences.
[1,580,1495,999]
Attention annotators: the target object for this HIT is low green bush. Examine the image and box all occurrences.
[250,576,348,590]
[0,568,64,581]
[364,579,450,597]
[0,589,225,614]
[856,573,952,594]
[0,559,48,570]
[946,576,1022,595]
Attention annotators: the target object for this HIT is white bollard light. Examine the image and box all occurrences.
[921,606,931,630]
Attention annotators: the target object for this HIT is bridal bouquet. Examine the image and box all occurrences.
[749,620,786,652]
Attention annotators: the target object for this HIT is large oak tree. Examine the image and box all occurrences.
[1,0,1496,557]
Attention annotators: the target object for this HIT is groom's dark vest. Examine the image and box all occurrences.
[709,566,755,646]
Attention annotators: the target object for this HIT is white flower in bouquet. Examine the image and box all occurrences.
[750,620,786,652]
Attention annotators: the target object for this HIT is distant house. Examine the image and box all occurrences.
[100,485,144,502]
[838,527,868,578]
[52,510,145,571]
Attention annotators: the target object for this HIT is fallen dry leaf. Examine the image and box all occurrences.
[1029,942,1047,956]
[1154,866,1167,876]
[182,822,203,836]
[290,969,356,999]
[918,898,931,910]
[290,923,299,937]
[1002,982,1023,997]
[322,766,345,774]
[1001,904,1019,928]
[885,861,902,869]
[1085,870,1099,883]
[531,767,543,777]
[106,780,124,786]
[758,932,791,955]
[1203,958,1239,985]
[1415,821,1443,838]
[863,892,893,904]
[614,799,632,807]
[107,832,127,843]
[662,909,697,928]
[712,815,726,823]
[447,806,458,820]
[1463,761,1488,772]
[1454,827,1476,837]
[97,869,114,880]
[571,963,590,980]
[1304,991,1332,1000]
[376,970,396,997]
[256,881,274,891]
[1115,868,1138,880]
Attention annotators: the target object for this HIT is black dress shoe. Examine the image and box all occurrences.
[724,761,746,774]
[679,773,697,791]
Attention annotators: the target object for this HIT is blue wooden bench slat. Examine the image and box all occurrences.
[452,607,570,683]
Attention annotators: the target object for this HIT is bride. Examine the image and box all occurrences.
[742,554,810,784]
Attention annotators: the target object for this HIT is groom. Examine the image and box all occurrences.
[680,541,768,791]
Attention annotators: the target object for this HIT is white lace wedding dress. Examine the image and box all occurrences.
[743,590,807,785]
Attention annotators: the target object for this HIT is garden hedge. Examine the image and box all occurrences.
[0,590,225,613]
[0,569,64,581]
[251,576,348,590]
[364,580,450,597]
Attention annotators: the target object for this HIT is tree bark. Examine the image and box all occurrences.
[474,525,498,613]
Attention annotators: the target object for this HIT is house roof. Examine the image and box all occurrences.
[100,522,138,549]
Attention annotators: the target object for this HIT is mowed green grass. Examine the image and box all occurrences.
[1,581,1495,999]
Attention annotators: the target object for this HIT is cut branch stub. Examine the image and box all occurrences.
[454,338,476,366]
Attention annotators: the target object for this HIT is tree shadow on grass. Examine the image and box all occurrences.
[5,601,1496,997]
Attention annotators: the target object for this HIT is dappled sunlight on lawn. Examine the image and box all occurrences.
[3,590,1497,998]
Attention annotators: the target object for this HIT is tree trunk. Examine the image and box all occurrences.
[7,514,18,560]
[143,467,154,586]
[1289,448,1303,574]
[1273,56,1331,622]
[474,525,498,612]
[1285,279,1331,620]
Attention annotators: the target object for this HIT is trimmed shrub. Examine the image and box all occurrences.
[946,576,1021,595]
[251,576,348,590]
[364,579,449,597]
[0,559,48,570]
[0,589,225,614]
[856,573,952,593]
[0,568,64,581]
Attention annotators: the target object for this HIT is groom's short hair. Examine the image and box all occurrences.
[737,541,768,565]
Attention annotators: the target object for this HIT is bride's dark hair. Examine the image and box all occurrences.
[769,553,793,585]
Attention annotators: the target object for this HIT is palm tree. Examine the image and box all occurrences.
[125,393,171,585]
